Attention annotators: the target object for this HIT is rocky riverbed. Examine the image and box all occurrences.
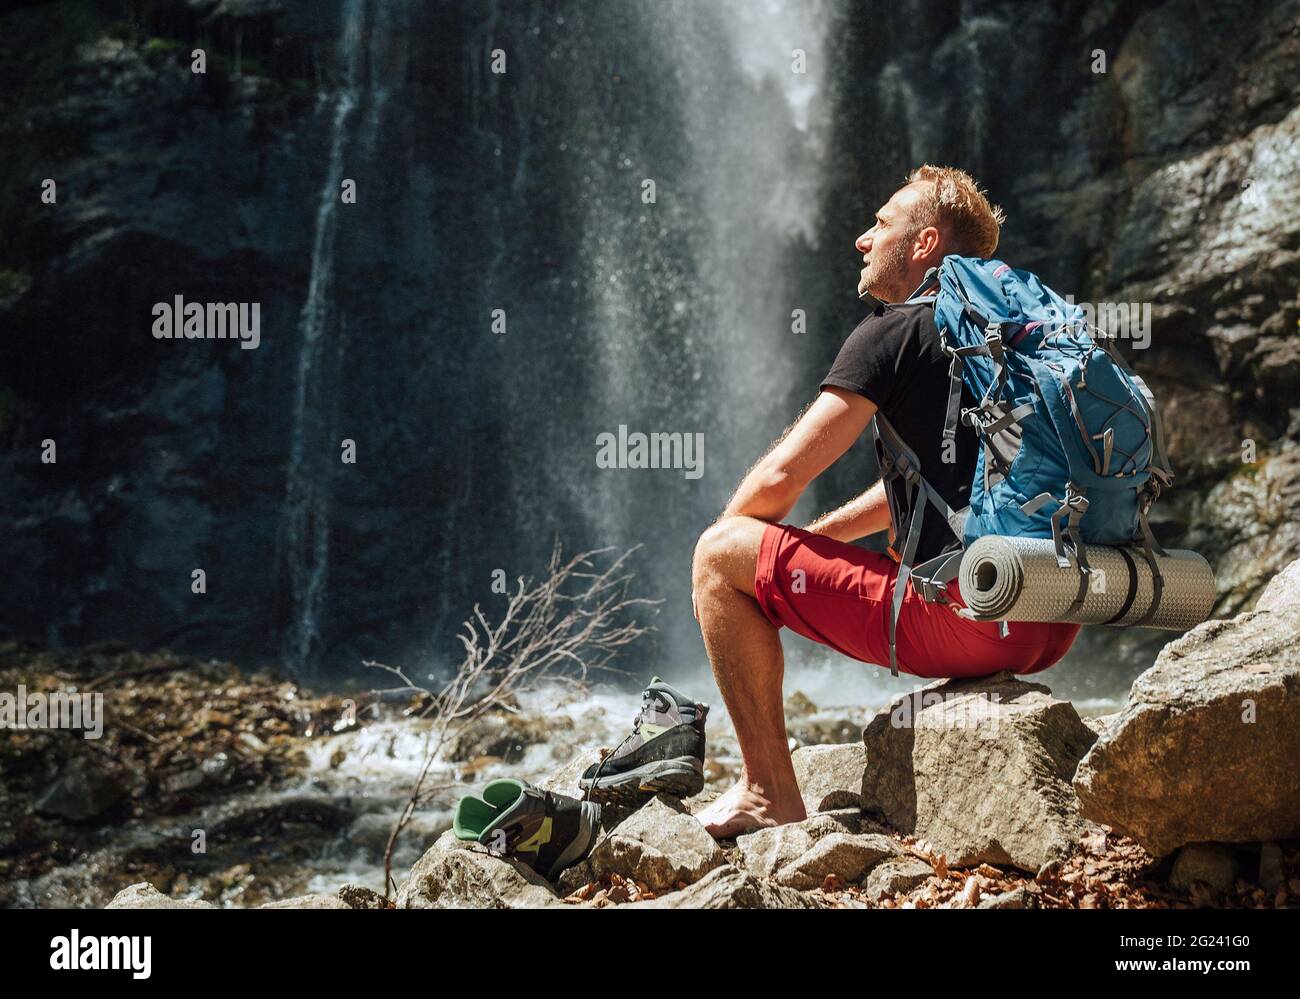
[5,558,1299,910]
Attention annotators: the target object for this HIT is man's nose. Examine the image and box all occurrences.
[856,231,871,254]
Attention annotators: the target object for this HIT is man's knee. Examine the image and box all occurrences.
[692,516,765,595]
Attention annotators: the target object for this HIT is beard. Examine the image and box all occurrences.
[861,230,915,303]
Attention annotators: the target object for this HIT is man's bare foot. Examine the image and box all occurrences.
[695,781,807,840]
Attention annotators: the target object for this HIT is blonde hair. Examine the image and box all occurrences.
[904,164,1006,258]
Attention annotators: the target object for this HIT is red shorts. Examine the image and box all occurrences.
[754,523,1080,679]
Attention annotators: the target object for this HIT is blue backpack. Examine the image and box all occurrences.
[872,254,1174,675]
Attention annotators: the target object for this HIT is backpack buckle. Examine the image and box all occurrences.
[916,577,949,602]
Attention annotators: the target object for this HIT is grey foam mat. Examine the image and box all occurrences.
[957,535,1216,629]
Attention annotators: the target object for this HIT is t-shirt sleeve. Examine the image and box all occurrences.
[820,311,911,412]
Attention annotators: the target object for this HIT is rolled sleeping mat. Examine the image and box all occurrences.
[958,535,1216,629]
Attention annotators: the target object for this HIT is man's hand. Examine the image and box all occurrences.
[720,387,877,524]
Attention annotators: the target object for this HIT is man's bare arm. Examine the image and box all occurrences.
[720,387,877,524]
[803,479,892,544]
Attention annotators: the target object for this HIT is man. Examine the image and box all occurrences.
[691,165,1081,839]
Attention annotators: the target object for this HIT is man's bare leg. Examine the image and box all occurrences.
[691,516,806,838]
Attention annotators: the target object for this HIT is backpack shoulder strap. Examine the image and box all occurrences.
[872,412,968,676]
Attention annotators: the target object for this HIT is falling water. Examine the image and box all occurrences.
[574,0,835,665]
[279,0,367,679]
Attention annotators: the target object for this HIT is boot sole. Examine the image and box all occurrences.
[579,757,704,806]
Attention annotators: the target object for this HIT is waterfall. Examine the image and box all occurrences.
[279,0,367,679]
[572,0,834,662]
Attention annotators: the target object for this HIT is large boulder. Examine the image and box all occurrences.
[1073,558,1300,857]
[570,795,724,893]
[861,673,1098,872]
[791,743,867,812]
[627,865,824,909]
[394,830,562,909]
[105,883,216,909]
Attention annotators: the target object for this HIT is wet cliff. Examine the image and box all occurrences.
[1,0,1297,689]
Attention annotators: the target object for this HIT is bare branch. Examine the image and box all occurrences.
[367,544,657,894]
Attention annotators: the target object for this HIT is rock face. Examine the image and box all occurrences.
[861,673,1099,872]
[1073,557,1300,857]
[395,830,561,910]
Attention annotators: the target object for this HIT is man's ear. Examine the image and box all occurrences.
[915,223,946,260]
[913,225,943,261]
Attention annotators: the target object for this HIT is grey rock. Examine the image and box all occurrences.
[629,864,823,909]
[105,883,216,909]
[792,743,867,812]
[35,758,126,822]
[866,858,935,902]
[861,673,1098,872]
[1169,843,1238,895]
[1081,713,1118,738]
[978,886,1034,909]
[772,831,900,890]
[1256,557,1300,615]
[394,829,561,909]
[1074,565,1300,857]
[585,795,724,892]
[735,811,866,877]
[258,893,351,909]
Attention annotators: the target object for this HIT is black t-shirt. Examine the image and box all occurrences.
[821,300,979,564]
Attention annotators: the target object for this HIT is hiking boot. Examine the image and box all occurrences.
[453,778,601,880]
[578,677,708,805]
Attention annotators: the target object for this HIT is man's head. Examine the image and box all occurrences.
[856,165,1005,303]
